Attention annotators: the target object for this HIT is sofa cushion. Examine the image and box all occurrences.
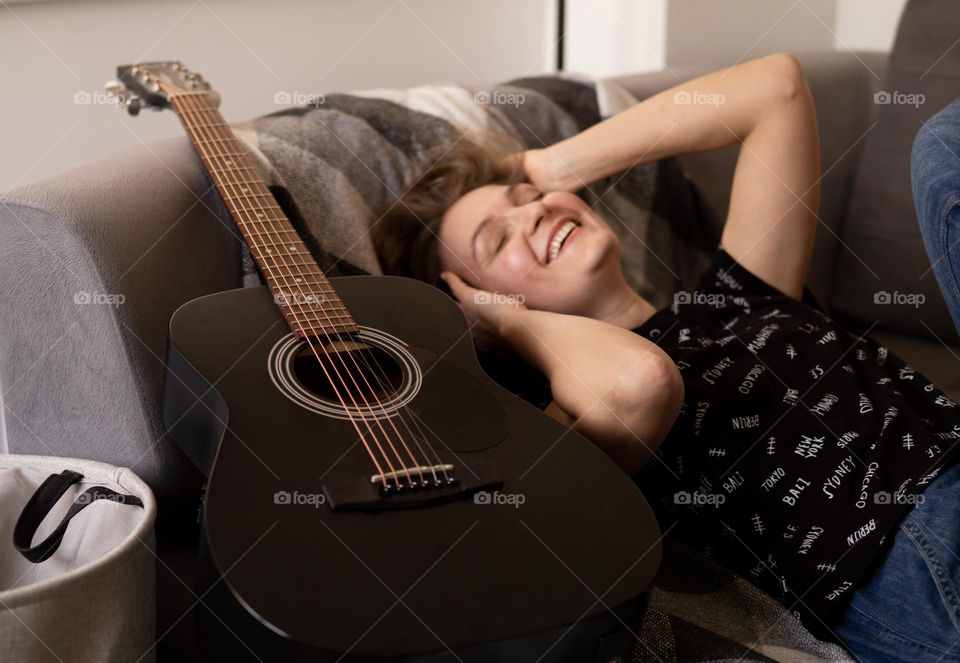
[831,0,960,342]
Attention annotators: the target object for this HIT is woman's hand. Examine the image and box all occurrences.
[497,148,578,193]
[439,271,527,352]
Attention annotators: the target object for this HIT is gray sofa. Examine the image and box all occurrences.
[3,49,956,496]
[2,47,958,659]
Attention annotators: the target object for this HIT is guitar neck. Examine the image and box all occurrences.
[170,92,357,338]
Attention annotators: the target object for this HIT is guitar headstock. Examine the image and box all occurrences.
[105,62,219,115]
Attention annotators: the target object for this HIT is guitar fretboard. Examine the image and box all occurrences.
[170,92,357,338]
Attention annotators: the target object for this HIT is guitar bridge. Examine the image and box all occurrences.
[370,464,456,488]
[323,462,502,512]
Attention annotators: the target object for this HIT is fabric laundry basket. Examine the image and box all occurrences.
[0,454,157,662]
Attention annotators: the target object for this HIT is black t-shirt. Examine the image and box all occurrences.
[633,246,960,642]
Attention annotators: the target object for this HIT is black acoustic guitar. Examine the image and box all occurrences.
[108,62,661,662]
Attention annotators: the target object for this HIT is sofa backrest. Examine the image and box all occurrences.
[830,0,960,342]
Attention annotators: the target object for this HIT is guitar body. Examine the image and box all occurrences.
[164,275,662,662]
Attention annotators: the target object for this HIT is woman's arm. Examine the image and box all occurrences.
[441,272,684,474]
[528,53,821,299]
[502,309,684,474]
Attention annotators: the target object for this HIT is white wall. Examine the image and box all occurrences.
[835,0,908,51]
[564,0,667,77]
[563,0,905,77]
[2,0,909,193]
[665,0,837,66]
[0,0,556,193]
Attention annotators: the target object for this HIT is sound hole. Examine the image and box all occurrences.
[292,338,405,404]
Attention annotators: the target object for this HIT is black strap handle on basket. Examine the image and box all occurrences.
[13,469,144,563]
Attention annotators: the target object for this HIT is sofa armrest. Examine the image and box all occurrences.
[607,50,889,307]
[0,137,242,513]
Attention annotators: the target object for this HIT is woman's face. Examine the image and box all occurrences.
[437,182,624,315]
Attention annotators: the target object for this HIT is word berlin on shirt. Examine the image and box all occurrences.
[633,247,960,642]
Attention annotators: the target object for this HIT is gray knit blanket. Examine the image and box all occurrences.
[230,74,852,663]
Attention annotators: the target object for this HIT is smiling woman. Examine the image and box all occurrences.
[374,136,655,322]
[373,53,960,660]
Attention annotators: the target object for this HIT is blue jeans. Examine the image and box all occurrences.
[913,96,960,336]
[834,459,960,662]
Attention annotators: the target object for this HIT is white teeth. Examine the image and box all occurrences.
[548,220,578,262]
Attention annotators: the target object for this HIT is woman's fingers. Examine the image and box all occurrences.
[440,271,472,301]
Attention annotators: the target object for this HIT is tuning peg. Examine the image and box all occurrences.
[104,80,131,109]
[104,80,127,97]
[125,94,142,116]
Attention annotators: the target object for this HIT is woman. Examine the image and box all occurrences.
[374,54,960,661]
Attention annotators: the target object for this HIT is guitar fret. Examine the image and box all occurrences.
[275,278,332,288]
[257,255,320,267]
[271,282,339,299]
[280,310,353,320]
[210,176,266,187]
[188,121,231,129]
[224,191,275,200]
[281,311,355,324]
[193,136,238,146]
[236,213,287,224]
[291,324,358,336]
[249,240,310,251]
[199,150,249,159]
[277,298,348,313]
[251,240,310,257]
[242,230,302,243]
[271,282,341,296]
[229,203,284,212]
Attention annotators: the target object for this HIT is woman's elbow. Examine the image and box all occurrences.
[604,354,685,472]
[762,52,808,104]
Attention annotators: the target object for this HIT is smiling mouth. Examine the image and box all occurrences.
[547,219,580,263]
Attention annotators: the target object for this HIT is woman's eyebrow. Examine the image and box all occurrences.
[470,184,519,262]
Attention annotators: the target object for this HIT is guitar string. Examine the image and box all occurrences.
[347,331,451,485]
[171,91,414,489]
[175,93,419,490]
[171,92,417,489]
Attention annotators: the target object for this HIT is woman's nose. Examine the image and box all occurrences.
[519,201,548,236]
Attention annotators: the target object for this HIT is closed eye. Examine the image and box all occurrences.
[493,228,509,256]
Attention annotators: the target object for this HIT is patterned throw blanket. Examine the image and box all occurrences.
[230,74,852,663]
